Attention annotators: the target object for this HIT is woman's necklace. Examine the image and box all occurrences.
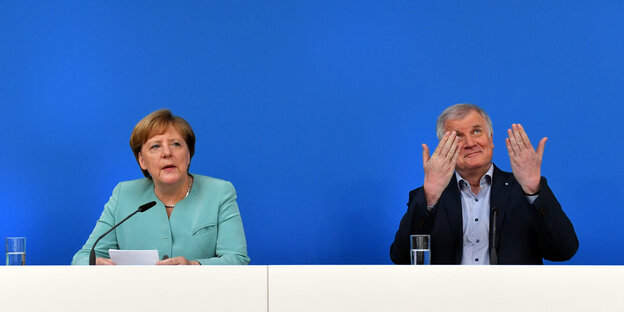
[164,176,193,209]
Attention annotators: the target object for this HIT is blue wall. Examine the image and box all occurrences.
[1,1,622,265]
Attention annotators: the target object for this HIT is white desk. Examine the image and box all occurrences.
[0,266,267,312]
[2,265,623,312]
[268,265,624,312]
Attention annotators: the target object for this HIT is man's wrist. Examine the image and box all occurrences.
[522,184,540,196]
[521,181,541,196]
[424,189,441,207]
[426,202,438,213]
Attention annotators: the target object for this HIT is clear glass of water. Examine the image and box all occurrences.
[6,237,26,265]
[410,234,430,265]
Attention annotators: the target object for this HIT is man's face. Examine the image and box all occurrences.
[443,110,494,175]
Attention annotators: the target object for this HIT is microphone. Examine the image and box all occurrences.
[89,201,157,265]
[489,207,499,265]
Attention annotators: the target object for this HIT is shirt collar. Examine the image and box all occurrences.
[455,164,494,189]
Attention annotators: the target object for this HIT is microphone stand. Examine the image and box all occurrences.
[89,201,156,265]
[489,207,499,265]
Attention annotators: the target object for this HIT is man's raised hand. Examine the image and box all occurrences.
[505,123,547,195]
[422,131,463,206]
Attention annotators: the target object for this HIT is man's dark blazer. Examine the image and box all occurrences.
[390,165,578,264]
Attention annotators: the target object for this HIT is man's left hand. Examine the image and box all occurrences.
[505,123,547,195]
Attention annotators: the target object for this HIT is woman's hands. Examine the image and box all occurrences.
[96,256,199,265]
[95,257,115,265]
[157,256,200,265]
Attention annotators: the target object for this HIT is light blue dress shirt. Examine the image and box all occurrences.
[456,165,494,265]
[455,165,538,265]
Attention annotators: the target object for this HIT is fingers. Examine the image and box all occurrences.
[536,137,547,158]
[509,123,546,156]
[422,144,430,164]
[157,256,190,265]
[425,131,460,166]
[513,124,526,149]
[505,137,514,157]
[506,128,519,156]
[507,124,526,151]
[157,258,177,265]
[443,132,458,158]
[446,135,461,159]
[450,140,463,165]
[508,123,533,154]
[516,124,534,150]
[438,131,458,159]
[432,131,450,156]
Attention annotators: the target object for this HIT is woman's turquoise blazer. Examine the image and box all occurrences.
[71,174,250,265]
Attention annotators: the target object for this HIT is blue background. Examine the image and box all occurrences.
[1,1,622,265]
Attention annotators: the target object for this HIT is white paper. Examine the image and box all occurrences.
[108,249,159,265]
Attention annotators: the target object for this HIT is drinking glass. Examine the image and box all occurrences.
[410,234,430,265]
[6,237,26,265]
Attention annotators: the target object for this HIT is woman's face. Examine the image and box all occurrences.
[138,125,191,187]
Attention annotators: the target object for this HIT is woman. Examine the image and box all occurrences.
[72,109,249,265]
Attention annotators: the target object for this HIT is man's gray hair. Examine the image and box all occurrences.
[436,103,493,140]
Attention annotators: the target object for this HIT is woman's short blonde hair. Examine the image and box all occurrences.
[129,109,196,177]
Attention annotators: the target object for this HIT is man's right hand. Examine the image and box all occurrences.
[422,131,463,206]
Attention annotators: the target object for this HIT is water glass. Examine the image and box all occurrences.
[410,234,430,265]
[6,237,26,265]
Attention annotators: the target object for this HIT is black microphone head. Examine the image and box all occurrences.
[138,201,157,212]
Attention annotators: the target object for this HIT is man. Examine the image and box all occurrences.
[390,104,578,264]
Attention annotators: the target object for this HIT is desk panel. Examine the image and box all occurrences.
[0,266,267,312]
[268,265,624,312]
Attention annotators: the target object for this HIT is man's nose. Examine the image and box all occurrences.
[464,135,475,147]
